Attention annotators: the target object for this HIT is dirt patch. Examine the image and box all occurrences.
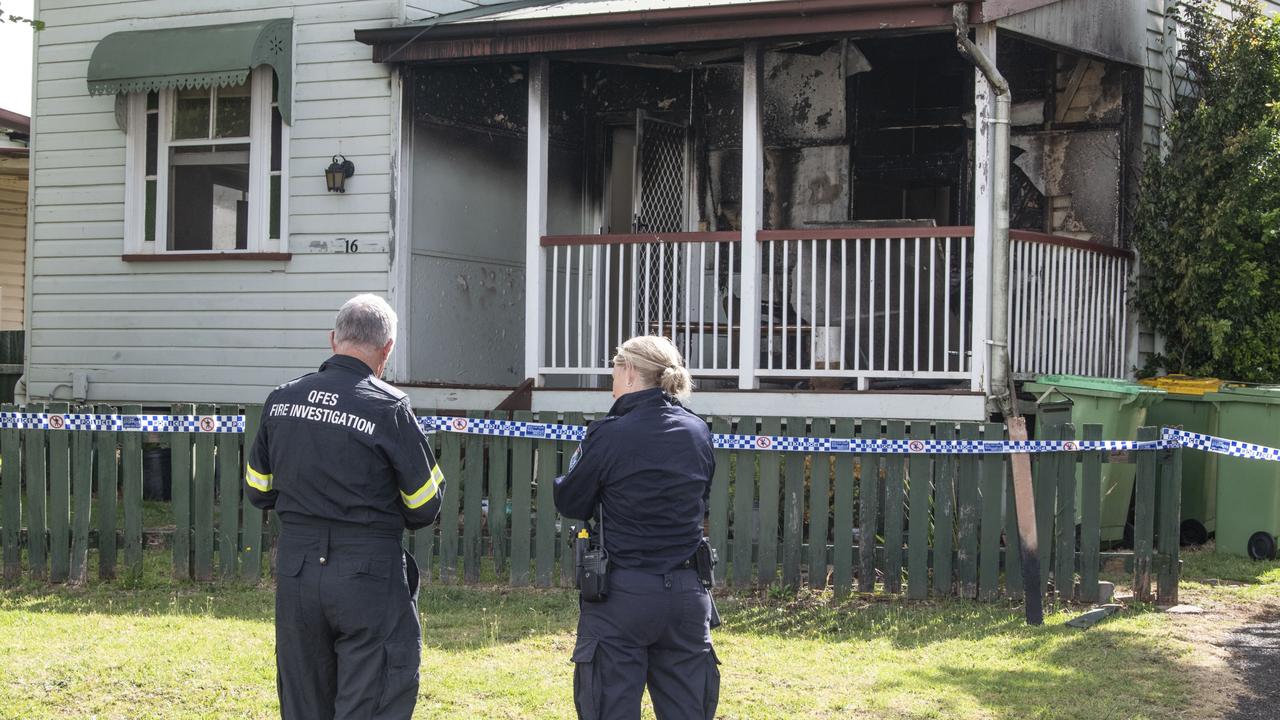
[1174,586,1280,719]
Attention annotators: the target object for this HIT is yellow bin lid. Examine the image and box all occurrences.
[1138,375,1223,396]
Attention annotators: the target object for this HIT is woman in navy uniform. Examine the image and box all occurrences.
[554,335,719,720]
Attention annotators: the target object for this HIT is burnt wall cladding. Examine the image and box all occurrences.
[412,61,691,143]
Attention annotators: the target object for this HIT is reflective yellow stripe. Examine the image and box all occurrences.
[402,464,443,510]
[245,463,273,492]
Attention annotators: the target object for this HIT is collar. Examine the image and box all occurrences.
[608,387,679,417]
[319,354,376,377]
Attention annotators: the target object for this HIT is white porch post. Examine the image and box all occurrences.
[969,25,996,395]
[525,57,550,385]
[737,42,764,389]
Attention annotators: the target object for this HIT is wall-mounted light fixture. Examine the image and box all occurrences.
[325,154,355,193]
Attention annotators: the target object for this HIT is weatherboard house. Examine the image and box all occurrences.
[21,0,1208,418]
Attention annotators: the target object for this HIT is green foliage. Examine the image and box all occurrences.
[1,3,44,30]
[1133,0,1280,381]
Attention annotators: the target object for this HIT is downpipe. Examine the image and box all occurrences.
[953,3,1013,418]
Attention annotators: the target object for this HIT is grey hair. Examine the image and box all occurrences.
[334,294,397,350]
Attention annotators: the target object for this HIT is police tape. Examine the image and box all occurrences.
[1,410,1278,462]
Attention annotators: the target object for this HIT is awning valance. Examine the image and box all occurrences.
[88,19,293,124]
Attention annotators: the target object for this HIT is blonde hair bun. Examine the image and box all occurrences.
[613,335,694,400]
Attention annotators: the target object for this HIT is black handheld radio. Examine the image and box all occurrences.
[574,506,610,602]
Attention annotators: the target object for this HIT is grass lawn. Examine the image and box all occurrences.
[0,549,1275,720]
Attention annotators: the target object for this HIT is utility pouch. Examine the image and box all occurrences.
[694,537,717,589]
[575,518,609,603]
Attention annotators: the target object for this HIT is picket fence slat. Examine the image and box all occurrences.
[216,404,240,581]
[709,416,731,588]
[1054,423,1077,601]
[1033,430,1055,594]
[933,421,957,597]
[438,424,463,585]
[731,417,754,586]
[831,418,856,597]
[1134,426,1158,602]
[808,417,831,591]
[509,410,534,587]
[462,410,485,584]
[121,404,144,580]
[192,403,216,581]
[1078,424,1102,603]
[241,404,265,583]
[858,419,880,594]
[956,421,980,599]
[96,403,118,581]
[906,420,931,600]
[489,422,510,579]
[782,416,805,589]
[979,424,1004,602]
[171,403,194,581]
[25,403,47,580]
[47,402,71,583]
[534,422,557,588]
[70,404,93,585]
[1,403,19,580]
[757,416,782,586]
[1157,445,1182,605]
[883,420,906,595]
[560,412,584,587]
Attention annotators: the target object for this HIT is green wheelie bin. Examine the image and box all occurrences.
[1205,386,1280,560]
[1023,375,1166,545]
[1139,376,1223,546]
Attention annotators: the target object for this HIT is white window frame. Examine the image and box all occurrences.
[124,66,289,254]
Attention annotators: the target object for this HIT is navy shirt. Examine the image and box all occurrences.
[245,354,445,532]
[553,388,715,573]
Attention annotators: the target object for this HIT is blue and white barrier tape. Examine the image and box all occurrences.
[0,411,1278,462]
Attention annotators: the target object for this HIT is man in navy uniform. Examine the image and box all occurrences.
[245,293,445,720]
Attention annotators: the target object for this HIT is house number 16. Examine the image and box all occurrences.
[342,239,359,253]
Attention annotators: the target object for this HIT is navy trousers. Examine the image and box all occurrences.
[274,523,421,720]
[572,567,720,720]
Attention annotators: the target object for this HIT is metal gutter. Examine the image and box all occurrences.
[356,0,972,62]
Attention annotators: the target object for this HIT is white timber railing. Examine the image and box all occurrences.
[1008,231,1133,379]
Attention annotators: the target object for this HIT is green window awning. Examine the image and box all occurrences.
[88,19,293,124]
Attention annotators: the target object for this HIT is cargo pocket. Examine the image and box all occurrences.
[571,636,601,720]
[703,648,721,720]
[376,641,421,713]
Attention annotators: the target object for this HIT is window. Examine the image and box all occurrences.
[125,67,287,254]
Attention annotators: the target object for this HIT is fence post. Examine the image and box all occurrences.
[533,413,557,588]
[488,416,510,579]
[216,404,241,581]
[956,421,980,599]
[438,419,463,585]
[731,416,757,587]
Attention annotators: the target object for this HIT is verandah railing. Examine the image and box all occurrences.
[0,405,1181,604]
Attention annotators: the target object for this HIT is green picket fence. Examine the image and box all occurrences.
[0,406,1182,604]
